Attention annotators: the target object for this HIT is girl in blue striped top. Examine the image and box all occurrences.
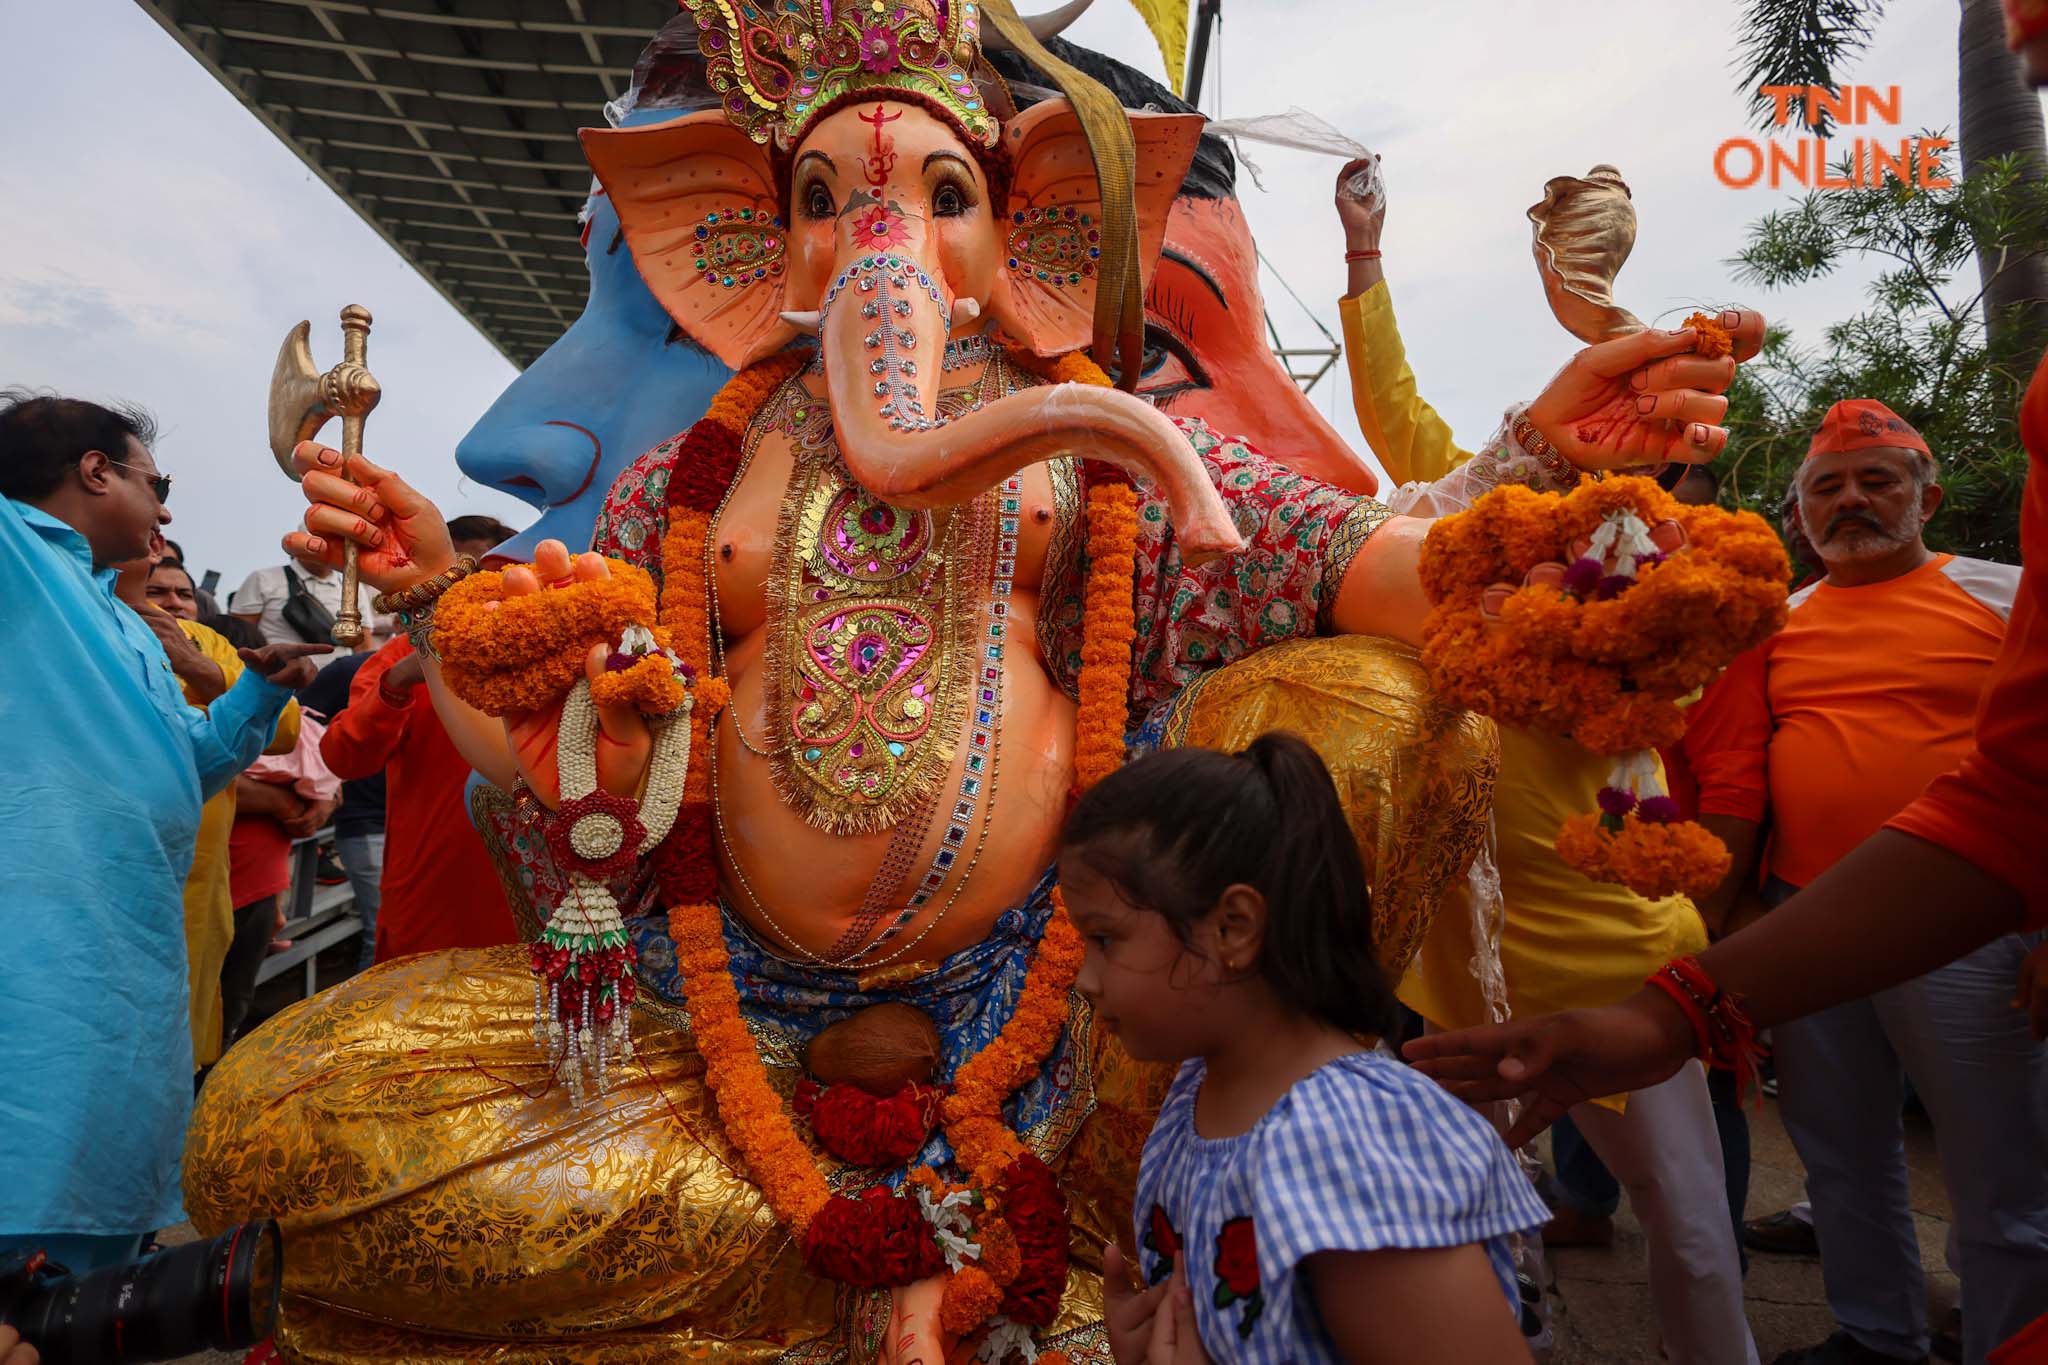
[1061,734,1548,1364]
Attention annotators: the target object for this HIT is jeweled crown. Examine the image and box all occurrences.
[678,0,997,149]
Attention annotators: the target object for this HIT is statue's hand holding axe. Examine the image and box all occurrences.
[271,306,458,625]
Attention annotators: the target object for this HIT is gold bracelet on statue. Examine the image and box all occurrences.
[1512,416,1583,491]
[371,554,479,615]
[405,608,440,662]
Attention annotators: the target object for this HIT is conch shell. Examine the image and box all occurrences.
[1528,165,1644,343]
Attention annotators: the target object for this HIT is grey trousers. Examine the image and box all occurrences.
[1775,917,2048,1364]
[1569,1060,1762,1365]
[337,830,386,973]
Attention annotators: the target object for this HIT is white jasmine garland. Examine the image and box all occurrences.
[979,1318,1040,1363]
[536,656,696,1106]
[914,1183,982,1272]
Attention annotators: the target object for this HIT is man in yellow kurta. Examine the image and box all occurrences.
[1330,157,1755,1365]
[119,555,300,1067]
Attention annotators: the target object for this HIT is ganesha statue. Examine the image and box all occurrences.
[185,3,1755,1361]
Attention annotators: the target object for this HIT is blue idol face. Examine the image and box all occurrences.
[454,108,734,563]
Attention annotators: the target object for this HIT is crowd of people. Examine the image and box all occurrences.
[2,17,2046,1365]
[0,390,519,1293]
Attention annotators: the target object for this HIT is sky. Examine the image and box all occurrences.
[0,0,2020,595]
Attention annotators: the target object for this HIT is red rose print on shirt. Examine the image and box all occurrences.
[1143,1203,1181,1285]
[1212,1215,1265,1338]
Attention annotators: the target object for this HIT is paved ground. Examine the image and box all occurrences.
[1542,1096,1956,1363]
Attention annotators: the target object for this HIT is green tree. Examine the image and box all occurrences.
[1735,0,2048,352]
[1718,147,2048,566]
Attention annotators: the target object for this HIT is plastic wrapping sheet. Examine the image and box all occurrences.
[1205,107,1381,211]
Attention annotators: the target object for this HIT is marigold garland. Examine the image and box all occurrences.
[1421,474,1786,898]
[1419,477,1786,750]
[642,346,1134,1355]
[436,564,665,717]
[1557,810,1732,900]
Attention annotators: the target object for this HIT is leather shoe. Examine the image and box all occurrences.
[1542,1205,1614,1248]
[1744,1207,1820,1256]
[1772,1331,1926,1365]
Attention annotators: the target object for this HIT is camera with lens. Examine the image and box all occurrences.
[0,1221,281,1365]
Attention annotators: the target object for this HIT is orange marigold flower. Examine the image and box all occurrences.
[1683,311,1735,360]
[1557,812,1732,900]
[588,651,687,714]
[1419,474,1787,755]
[940,1266,1005,1335]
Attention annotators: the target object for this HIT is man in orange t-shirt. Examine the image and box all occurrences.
[1676,401,2043,1365]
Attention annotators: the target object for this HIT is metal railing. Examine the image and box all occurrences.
[254,829,364,998]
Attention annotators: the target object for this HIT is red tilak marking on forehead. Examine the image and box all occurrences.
[860,102,902,188]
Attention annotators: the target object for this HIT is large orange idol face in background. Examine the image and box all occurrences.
[1142,194,1379,493]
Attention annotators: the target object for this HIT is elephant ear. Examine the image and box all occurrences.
[580,112,796,371]
[989,105,1206,358]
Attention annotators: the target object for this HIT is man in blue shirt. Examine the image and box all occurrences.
[0,392,326,1273]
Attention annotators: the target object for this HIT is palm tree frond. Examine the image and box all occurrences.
[1734,0,1889,137]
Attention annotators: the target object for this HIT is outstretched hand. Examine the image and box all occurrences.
[1528,309,1765,471]
[238,641,333,692]
[1401,993,1697,1147]
[282,440,456,594]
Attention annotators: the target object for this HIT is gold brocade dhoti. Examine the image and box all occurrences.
[183,637,1492,1363]
[186,947,1165,1363]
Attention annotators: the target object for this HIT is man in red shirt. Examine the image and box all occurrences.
[321,518,517,960]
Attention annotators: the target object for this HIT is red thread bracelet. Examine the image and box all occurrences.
[1646,955,1768,1106]
[1345,248,1382,261]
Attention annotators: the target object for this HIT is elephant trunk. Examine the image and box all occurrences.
[818,254,1243,560]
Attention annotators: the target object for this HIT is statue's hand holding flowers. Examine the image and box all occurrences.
[1528,308,1765,471]
[285,449,658,805]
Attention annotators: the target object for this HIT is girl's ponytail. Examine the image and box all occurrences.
[1242,734,1398,1040]
[1062,732,1400,1041]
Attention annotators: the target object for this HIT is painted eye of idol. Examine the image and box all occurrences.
[802,179,836,220]
[1130,311,1211,407]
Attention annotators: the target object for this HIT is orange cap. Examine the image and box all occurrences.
[1806,399,1931,461]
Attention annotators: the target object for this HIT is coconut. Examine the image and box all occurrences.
[802,1002,942,1096]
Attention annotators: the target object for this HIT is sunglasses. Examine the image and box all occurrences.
[108,459,172,506]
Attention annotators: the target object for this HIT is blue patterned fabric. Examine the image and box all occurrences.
[1133,1052,1549,1363]
[630,867,1083,1169]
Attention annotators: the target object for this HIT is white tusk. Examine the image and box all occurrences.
[983,0,1094,50]
[1022,0,1093,40]
[779,310,822,335]
[951,298,982,328]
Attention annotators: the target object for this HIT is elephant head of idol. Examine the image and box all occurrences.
[579,0,1242,557]
[455,20,734,563]
[989,38,1380,494]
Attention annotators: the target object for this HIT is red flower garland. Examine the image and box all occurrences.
[996,1153,1068,1326]
[801,1186,948,1288]
[795,1080,945,1168]
[545,790,648,883]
